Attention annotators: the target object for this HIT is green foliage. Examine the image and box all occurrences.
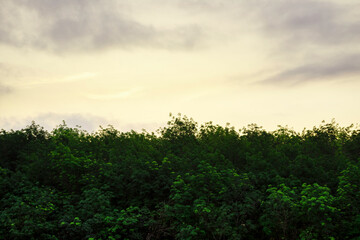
[261,183,338,239]
[336,161,360,238]
[161,163,260,239]
[0,117,359,239]
[0,173,58,239]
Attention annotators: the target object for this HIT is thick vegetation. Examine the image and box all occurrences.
[0,115,359,240]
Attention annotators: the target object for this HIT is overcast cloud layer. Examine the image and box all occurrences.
[0,0,359,131]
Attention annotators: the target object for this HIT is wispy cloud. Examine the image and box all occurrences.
[0,84,12,95]
[260,54,360,85]
[175,0,226,12]
[0,112,108,132]
[12,72,98,88]
[0,62,24,79]
[0,0,203,52]
[0,63,20,94]
[63,72,97,82]
[86,88,141,100]
[0,112,162,133]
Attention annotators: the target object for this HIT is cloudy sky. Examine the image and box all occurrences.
[1,0,359,132]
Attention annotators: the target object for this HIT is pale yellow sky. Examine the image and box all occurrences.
[1,0,359,132]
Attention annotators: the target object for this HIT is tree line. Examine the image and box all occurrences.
[0,115,359,239]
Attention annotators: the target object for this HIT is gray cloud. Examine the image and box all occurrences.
[260,54,360,85]
[242,0,360,86]
[0,0,202,52]
[251,0,360,47]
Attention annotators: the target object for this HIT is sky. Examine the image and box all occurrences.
[1,0,360,133]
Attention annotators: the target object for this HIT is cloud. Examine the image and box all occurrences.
[86,88,141,100]
[176,0,226,11]
[238,0,360,86]
[0,84,13,95]
[260,54,360,85]
[0,112,163,133]
[0,63,18,94]
[0,63,20,78]
[0,0,203,52]
[62,72,97,82]
[250,0,360,47]
[0,112,109,132]
[20,72,98,87]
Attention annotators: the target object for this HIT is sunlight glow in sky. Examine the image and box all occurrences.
[1,0,359,132]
